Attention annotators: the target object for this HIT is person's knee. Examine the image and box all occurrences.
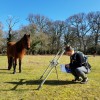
[75,68,84,75]
[75,67,87,78]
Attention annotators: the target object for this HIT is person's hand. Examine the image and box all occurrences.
[65,64,69,68]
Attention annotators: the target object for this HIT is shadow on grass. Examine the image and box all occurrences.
[4,79,78,91]
[0,68,14,74]
[0,68,11,74]
[0,68,8,70]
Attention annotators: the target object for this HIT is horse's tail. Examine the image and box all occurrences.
[8,57,13,70]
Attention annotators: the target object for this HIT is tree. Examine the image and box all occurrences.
[64,24,77,46]
[27,14,50,33]
[87,12,100,53]
[66,13,92,53]
[6,16,19,42]
[0,22,5,53]
[0,22,3,36]
[48,20,65,53]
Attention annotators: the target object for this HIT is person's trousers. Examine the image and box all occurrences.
[71,66,90,79]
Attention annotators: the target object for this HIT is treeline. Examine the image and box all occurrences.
[0,11,100,55]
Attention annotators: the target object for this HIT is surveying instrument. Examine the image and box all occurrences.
[37,47,65,90]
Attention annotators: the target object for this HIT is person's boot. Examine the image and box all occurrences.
[81,77,88,84]
[72,77,82,82]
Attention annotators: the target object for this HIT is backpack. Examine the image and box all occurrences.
[75,51,91,70]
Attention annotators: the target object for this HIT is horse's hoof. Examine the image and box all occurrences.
[19,71,21,73]
[13,72,16,74]
[8,68,11,70]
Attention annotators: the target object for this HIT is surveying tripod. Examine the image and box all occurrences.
[37,48,65,90]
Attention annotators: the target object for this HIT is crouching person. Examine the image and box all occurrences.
[65,45,91,84]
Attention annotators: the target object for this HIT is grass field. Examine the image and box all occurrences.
[0,55,100,100]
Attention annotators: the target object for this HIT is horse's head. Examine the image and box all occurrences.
[23,34,30,50]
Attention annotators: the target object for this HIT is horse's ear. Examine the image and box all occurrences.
[24,34,26,37]
[24,34,26,36]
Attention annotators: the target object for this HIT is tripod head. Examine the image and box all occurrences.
[50,48,65,67]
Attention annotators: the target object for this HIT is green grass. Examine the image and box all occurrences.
[0,55,100,100]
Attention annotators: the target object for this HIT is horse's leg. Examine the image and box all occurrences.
[8,56,13,70]
[12,58,14,67]
[8,56,10,70]
[19,59,22,73]
[13,58,17,74]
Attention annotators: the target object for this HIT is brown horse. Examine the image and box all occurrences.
[7,34,30,74]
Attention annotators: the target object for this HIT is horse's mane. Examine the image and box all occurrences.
[7,42,16,47]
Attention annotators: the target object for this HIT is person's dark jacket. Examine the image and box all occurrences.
[69,52,85,70]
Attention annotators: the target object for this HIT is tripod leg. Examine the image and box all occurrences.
[55,66,59,80]
[52,50,61,60]
[39,50,61,80]
[38,49,65,90]
[37,67,54,90]
[57,50,65,61]
[39,64,51,79]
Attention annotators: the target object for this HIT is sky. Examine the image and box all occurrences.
[0,0,100,31]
